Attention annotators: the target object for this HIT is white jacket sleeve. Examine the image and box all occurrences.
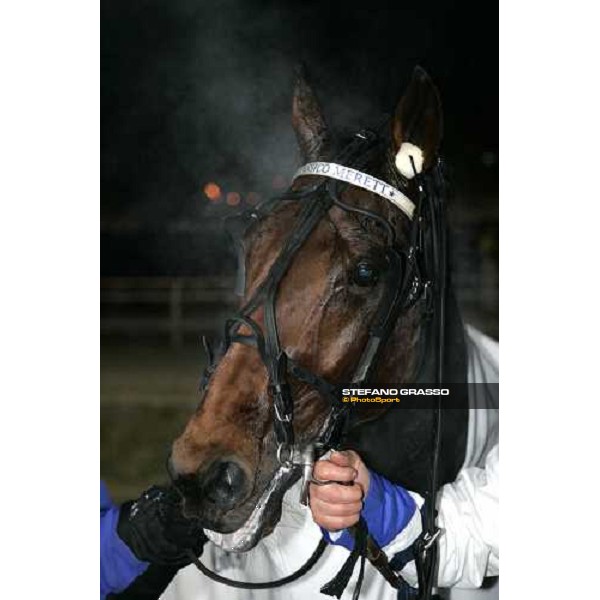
[435,442,499,587]
[383,443,499,589]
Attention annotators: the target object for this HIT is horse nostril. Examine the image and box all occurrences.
[202,460,247,509]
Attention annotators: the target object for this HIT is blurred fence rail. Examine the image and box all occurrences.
[101,203,499,346]
[101,276,238,347]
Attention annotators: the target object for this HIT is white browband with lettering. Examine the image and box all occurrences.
[292,161,415,220]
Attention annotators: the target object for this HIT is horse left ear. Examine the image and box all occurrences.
[292,64,331,162]
[391,66,443,177]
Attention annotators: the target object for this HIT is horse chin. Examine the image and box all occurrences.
[202,465,300,553]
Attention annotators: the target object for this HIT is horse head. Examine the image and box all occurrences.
[169,66,463,550]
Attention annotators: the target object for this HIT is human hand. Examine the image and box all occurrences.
[309,450,370,532]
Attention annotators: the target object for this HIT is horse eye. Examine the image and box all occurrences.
[352,261,380,287]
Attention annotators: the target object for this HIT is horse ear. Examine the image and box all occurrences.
[292,64,331,162]
[391,66,443,176]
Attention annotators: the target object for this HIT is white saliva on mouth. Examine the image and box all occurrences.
[203,464,297,553]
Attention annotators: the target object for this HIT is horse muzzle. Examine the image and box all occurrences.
[167,454,255,530]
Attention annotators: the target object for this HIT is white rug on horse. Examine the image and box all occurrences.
[161,481,395,600]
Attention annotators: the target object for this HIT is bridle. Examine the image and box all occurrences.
[181,125,449,600]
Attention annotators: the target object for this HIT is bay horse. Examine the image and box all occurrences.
[168,67,469,580]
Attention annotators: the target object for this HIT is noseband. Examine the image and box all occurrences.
[187,127,449,600]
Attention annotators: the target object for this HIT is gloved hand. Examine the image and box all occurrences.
[117,485,206,566]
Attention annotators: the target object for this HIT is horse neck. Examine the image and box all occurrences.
[348,284,469,491]
[421,285,467,384]
[380,283,468,385]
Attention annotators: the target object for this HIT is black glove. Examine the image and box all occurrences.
[117,485,206,567]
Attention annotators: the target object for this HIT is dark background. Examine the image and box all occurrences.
[101,0,497,276]
[100,0,498,500]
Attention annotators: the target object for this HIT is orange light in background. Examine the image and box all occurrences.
[272,175,287,190]
[226,192,241,206]
[203,182,221,202]
[246,192,260,205]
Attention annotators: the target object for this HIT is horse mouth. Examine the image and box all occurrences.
[203,464,300,552]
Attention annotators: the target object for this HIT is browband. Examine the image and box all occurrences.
[292,161,415,220]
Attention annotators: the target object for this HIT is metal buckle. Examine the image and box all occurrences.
[299,445,316,506]
[273,402,292,423]
[420,528,442,553]
[276,443,293,466]
[355,129,376,142]
[309,476,353,487]
[423,281,434,317]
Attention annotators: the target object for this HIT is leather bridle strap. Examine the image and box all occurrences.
[293,161,415,220]
[411,164,446,600]
[261,194,334,452]
[185,539,328,589]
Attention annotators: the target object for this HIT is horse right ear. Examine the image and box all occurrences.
[391,66,443,177]
[292,64,331,162]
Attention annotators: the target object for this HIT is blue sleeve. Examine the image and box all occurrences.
[100,481,149,599]
[321,470,417,550]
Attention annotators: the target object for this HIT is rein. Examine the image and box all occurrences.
[181,127,448,599]
[186,539,328,589]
